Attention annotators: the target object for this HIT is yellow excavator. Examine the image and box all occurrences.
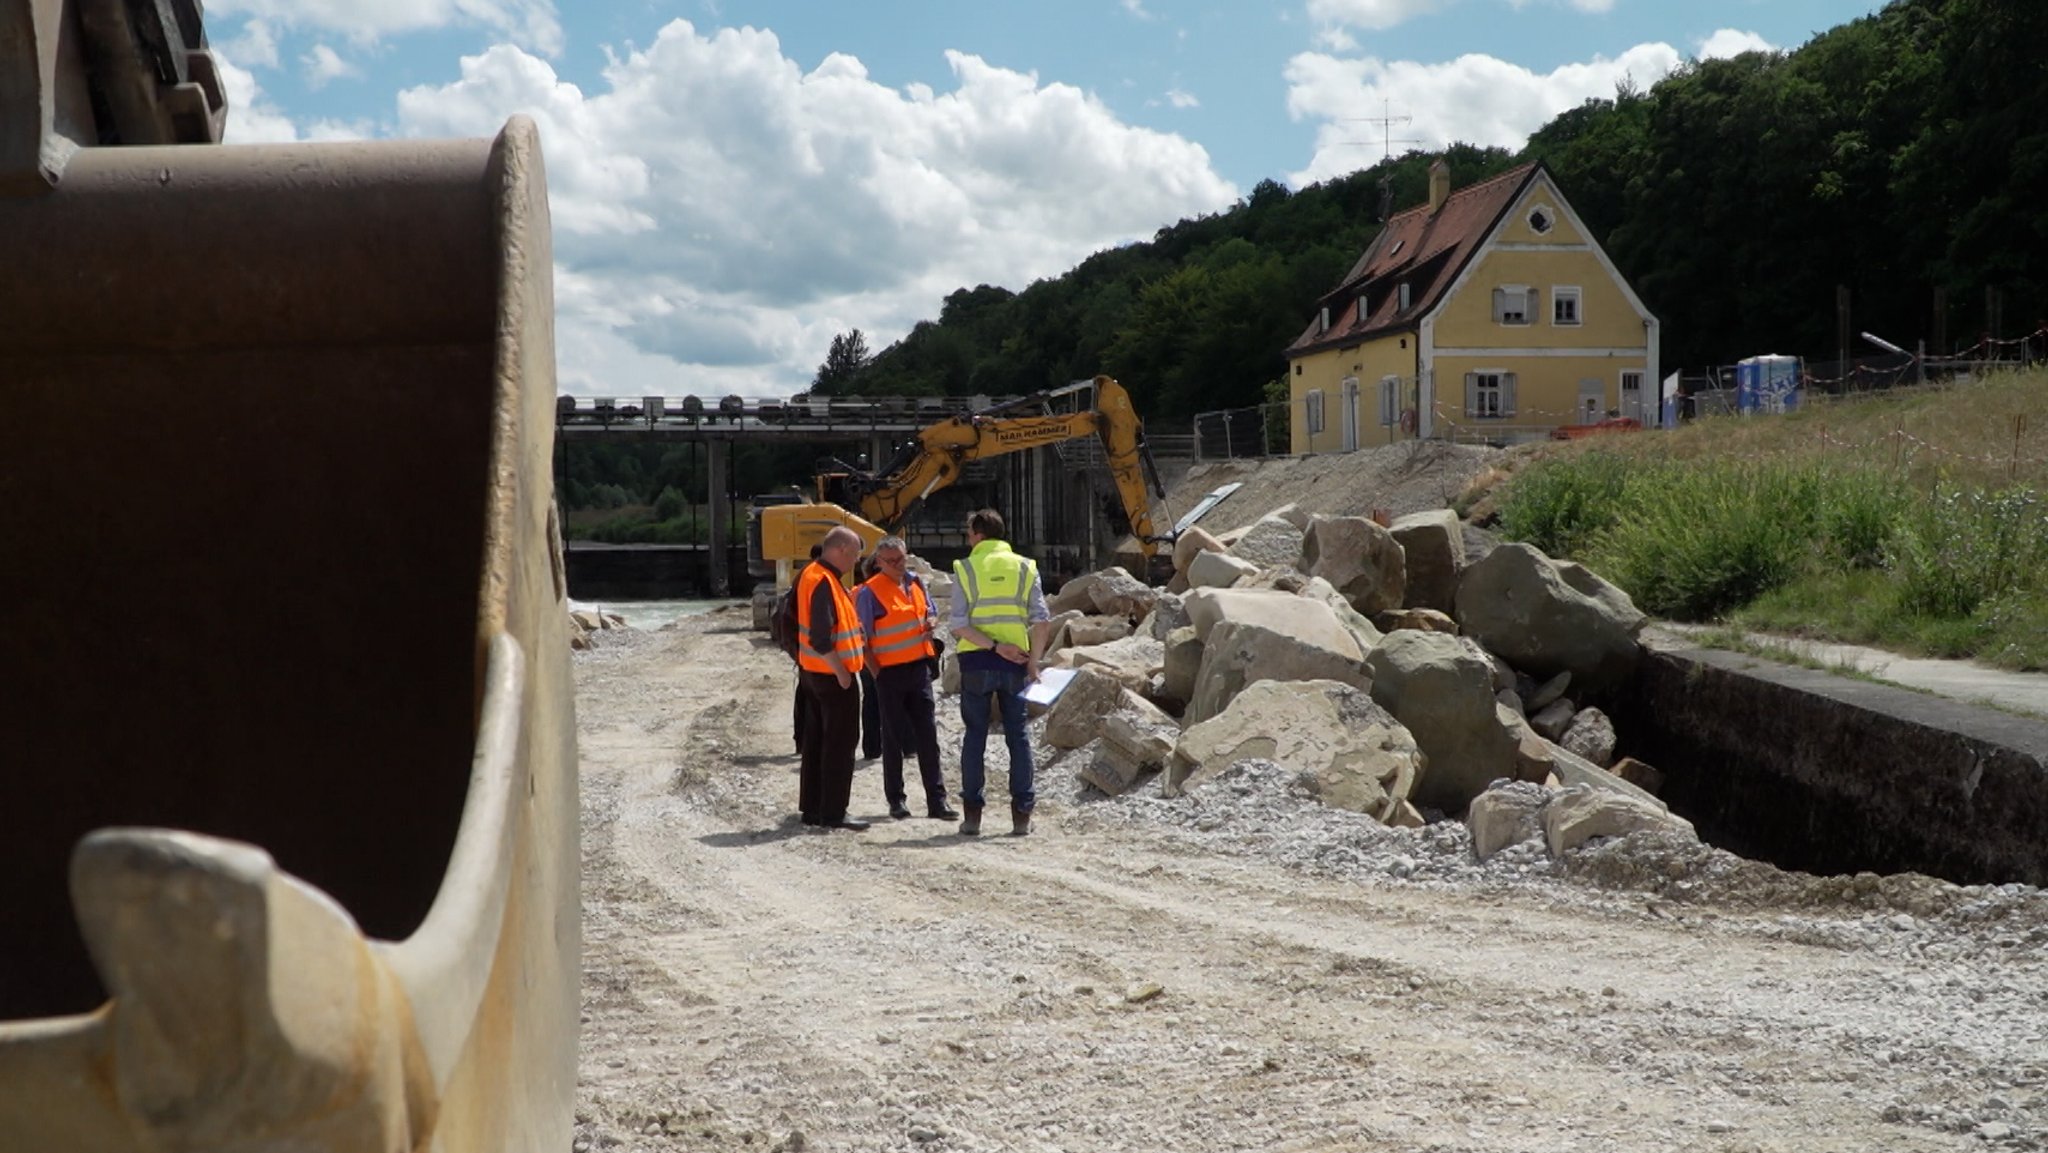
[754,374,1172,589]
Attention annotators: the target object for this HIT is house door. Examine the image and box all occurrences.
[1577,378,1604,423]
[1620,370,1645,422]
[1341,377,1360,451]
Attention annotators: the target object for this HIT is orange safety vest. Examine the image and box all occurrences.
[860,572,937,668]
[795,561,866,675]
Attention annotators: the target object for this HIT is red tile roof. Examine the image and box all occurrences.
[1286,162,1540,358]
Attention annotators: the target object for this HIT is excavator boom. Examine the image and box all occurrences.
[759,375,1172,593]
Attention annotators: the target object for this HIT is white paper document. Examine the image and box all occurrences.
[1021,665,1076,707]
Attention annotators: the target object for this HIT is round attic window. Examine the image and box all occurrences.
[1527,206,1554,234]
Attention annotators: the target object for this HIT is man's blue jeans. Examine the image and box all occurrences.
[959,665,1034,814]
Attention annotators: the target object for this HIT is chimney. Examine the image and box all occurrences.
[1427,158,1450,214]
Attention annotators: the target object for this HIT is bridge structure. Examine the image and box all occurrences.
[553,393,1180,599]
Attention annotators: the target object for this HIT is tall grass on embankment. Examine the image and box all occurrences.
[1491,368,2048,670]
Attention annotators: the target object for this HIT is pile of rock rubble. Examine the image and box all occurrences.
[920,502,1696,865]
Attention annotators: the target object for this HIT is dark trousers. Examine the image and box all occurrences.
[799,669,860,823]
[791,672,808,755]
[859,666,882,759]
[872,661,947,810]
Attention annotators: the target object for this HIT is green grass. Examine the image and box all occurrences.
[1492,368,2048,671]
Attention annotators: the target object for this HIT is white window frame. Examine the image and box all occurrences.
[1465,370,1517,419]
[1397,282,1411,312]
[1305,388,1325,435]
[1378,376,1400,427]
[1357,296,1370,323]
[1492,285,1535,327]
[1552,285,1582,327]
[1318,306,1330,333]
[1527,204,1555,235]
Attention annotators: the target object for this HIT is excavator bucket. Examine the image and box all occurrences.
[0,2,578,1149]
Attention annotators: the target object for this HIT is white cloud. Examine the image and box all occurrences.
[1165,88,1199,109]
[208,0,562,54]
[213,52,305,142]
[300,44,359,89]
[1307,0,1450,32]
[1120,0,1154,17]
[1699,29,1777,59]
[393,22,1236,396]
[1284,41,1685,185]
[221,19,280,69]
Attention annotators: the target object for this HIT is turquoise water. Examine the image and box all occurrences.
[572,598,740,631]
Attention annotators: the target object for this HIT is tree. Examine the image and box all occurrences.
[812,329,872,396]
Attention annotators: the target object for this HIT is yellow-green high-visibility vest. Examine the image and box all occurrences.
[952,539,1034,653]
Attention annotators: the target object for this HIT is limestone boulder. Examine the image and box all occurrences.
[1041,608,1087,653]
[1041,667,1128,750]
[1182,587,1362,651]
[1161,626,1203,712]
[1146,591,1190,641]
[1048,567,1157,620]
[1365,630,1517,813]
[1542,784,1696,857]
[1083,566,1159,620]
[1390,509,1465,613]
[1374,608,1458,635]
[1054,634,1164,695]
[1610,756,1665,795]
[1454,543,1645,694]
[1530,699,1576,742]
[1467,779,1551,861]
[939,650,960,695]
[1560,707,1618,768]
[1225,515,1306,571]
[1172,525,1225,575]
[1302,515,1407,616]
[1064,615,1134,648]
[1527,670,1571,712]
[1185,617,1370,725]
[1081,695,1182,796]
[1173,679,1420,823]
[1188,549,1259,589]
[1300,576,1385,657]
[1538,736,1669,810]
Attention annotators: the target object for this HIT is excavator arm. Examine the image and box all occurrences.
[838,375,1171,558]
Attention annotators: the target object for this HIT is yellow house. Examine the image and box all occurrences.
[1285,160,1658,450]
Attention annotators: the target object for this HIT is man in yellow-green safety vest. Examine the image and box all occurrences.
[949,508,1052,837]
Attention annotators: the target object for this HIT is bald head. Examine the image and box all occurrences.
[819,526,863,569]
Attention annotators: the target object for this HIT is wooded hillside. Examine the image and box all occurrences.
[824,0,2046,420]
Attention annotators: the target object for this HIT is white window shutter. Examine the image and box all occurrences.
[1464,372,1479,417]
[1503,373,1519,416]
[1525,286,1539,325]
[1491,288,1506,323]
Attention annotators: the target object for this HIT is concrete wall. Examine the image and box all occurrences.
[1612,647,2048,887]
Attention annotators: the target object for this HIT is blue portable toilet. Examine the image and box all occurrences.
[1736,355,1802,414]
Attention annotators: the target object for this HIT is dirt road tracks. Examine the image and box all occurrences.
[570,610,2047,1153]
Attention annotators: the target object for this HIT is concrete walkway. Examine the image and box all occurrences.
[1643,623,2048,719]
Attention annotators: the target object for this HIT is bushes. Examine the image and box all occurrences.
[1498,450,2048,666]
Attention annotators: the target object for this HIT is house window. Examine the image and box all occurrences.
[1357,296,1370,323]
[1528,206,1554,234]
[1397,282,1411,311]
[1464,371,1517,419]
[1378,376,1400,427]
[1294,363,1303,375]
[1492,285,1536,326]
[1319,306,1330,333]
[1553,286,1582,326]
[1306,389,1325,435]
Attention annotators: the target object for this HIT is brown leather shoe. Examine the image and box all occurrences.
[1010,807,1031,837]
[959,806,982,836]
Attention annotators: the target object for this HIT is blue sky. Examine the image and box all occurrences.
[205,0,1887,397]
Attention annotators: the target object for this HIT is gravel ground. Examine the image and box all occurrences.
[569,612,2048,1153]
